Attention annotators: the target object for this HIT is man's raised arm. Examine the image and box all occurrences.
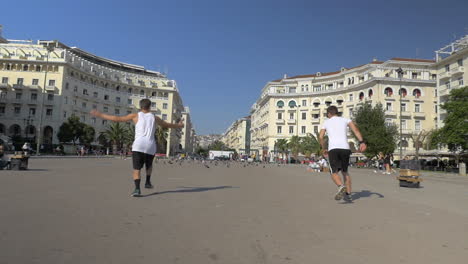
[155,116,184,129]
[90,109,138,123]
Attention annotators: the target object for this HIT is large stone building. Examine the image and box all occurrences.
[249,58,439,160]
[180,106,196,155]
[434,35,467,129]
[0,30,193,155]
[221,116,251,154]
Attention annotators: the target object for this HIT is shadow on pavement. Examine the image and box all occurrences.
[351,190,384,200]
[142,186,237,197]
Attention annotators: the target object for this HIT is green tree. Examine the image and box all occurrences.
[101,122,128,154]
[288,136,302,159]
[300,133,320,158]
[431,86,468,159]
[275,139,289,160]
[155,126,168,154]
[409,130,432,160]
[195,146,208,157]
[80,125,96,145]
[353,102,398,158]
[208,140,228,151]
[57,116,85,145]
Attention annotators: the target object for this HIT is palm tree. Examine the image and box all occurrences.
[155,126,168,154]
[300,133,320,158]
[288,136,302,160]
[275,139,289,161]
[101,122,128,154]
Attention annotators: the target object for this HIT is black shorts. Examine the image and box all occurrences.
[132,151,155,170]
[328,149,351,173]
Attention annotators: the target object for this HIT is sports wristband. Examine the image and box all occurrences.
[359,141,365,144]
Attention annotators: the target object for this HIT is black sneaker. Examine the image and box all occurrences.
[334,185,347,200]
[144,182,154,189]
[131,189,141,197]
[343,193,352,202]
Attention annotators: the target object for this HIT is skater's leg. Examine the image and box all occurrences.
[342,172,351,194]
[331,172,343,186]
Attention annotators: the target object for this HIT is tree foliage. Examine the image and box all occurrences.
[208,140,229,151]
[300,133,321,157]
[288,136,302,159]
[431,86,468,155]
[275,139,289,159]
[353,102,398,158]
[155,126,168,154]
[57,116,95,145]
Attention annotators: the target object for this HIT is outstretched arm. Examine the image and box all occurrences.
[90,110,138,123]
[155,116,184,129]
[348,121,367,152]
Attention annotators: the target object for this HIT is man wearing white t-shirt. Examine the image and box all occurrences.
[319,106,367,201]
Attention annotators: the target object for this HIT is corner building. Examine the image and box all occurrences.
[250,58,438,160]
[0,36,186,156]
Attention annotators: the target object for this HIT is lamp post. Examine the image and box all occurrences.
[36,43,54,155]
[396,67,404,161]
[23,114,33,142]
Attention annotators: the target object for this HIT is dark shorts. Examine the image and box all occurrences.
[132,151,155,170]
[328,149,352,173]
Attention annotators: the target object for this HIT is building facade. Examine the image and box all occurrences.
[0,34,188,156]
[434,35,468,129]
[221,116,251,154]
[180,106,196,155]
[249,58,438,160]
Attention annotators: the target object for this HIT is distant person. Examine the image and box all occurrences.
[0,145,9,169]
[91,99,184,197]
[320,106,367,202]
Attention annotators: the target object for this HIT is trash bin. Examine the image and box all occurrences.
[10,157,28,170]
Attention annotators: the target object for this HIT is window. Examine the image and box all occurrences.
[434,89,438,97]
[29,108,36,115]
[47,94,54,101]
[445,64,450,72]
[92,117,96,124]
[314,126,318,133]
[72,99,77,105]
[63,111,67,118]
[289,126,294,134]
[93,92,98,98]
[14,106,21,114]
[457,59,463,66]
[445,82,450,89]
[458,77,464,86]
[163,103,168,109]
[16,93,22,99]
[401,103,407,112]
[23,65,29,72]
[302,112,306,120]
[48,80,55,86]
[103,106,108,113]
[435,105,438,114]
[289,87,296,93]
[415,120,421,131]
[151,102,156,108]
[431,74,437,80]
[64,97,68,104]
[277,112,282,120]
[301,126,306,134]
[140,90,145,96]
[82,102,87,108]
[312,114,319,119]
[104,95,109,100]
[162,114,167,120]
[102,120,107,125]
[17,78,24,85]
[0,106,4,114]
[31,93,37,100]
[412,72,418,79]
[127,111,132,115]
[277,126,282,134]
[413,89,421,98]
[73,86,78,92]
[127,99,132,105]
[6,64,11,70]
[1,77,7,84]
[83,89,88,95]
[65,82,69,90]
[368,89,373,98]
[349,94,353,101]
[46,109,52,116]
[349,108,354,117]
[401,120,407,129]
[115,109,120,115]
[289,112,294,120]
[302,100,307,106]
[386,102,392,111]
[385,118,393,127]
[116,97,121,103]
[399,88,407,97]
[415,104,420,112]
[384,87,393,96]
[32,79,39,85]
[359,92,364,101]
[35,65,41,72]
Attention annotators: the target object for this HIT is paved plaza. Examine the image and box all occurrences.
[1,158,468,264]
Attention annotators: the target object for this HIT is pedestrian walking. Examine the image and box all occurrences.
[319,106,367,202]
[91,98,184,197]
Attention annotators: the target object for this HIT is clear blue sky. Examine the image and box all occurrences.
[2,0,467,134]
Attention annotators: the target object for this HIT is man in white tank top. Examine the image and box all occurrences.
[319,106,367,202]
[91,99,184,197]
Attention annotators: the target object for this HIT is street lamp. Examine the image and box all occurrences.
[23,114,33,142]
[36,43,55,155]
[396,67,404,161]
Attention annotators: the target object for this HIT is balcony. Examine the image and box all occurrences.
[12,84,26,90]
[413,112,425,118]
[439,71,451,80]
[450,66,464,76]
[401,111,412,117]
[287,118,296,124]
[45,85,56,92]
[28,85,41,90]
[385,110,397,116]
[311,119,320,124]
[275,119,285,124]
[0,83,11,89]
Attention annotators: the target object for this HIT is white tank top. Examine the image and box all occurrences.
[132,112,157,155]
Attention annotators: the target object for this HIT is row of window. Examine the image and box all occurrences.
[0,63,59,73]
[444,77,464,89]
[1,77,56,87]
[0,105,52,116]
[444,58,464,72]
[0,91,54,101]
[66,82,169,100]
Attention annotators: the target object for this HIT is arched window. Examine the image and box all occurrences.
[413,88,421,98]
[399,88,407,97]
[368,89,373,98]
[288,100,297,108]
[384,87,393,97]
[359,92,365,101]
[151,92,157,97]
[116,85,120,91]
[398,140,409,148]
[140,90,145,96]
[276,101,284,108]
[128,88,132,94]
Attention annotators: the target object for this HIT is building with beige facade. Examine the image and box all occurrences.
[434,35,467,129]
[249,58,439,160]
[0,30,189,156]
[221,116,251,154]
[180,106,196,155]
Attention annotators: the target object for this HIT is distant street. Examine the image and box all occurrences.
[1,158,467,264]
